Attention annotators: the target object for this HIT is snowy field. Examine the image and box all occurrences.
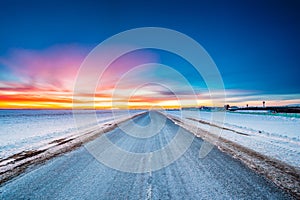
[166,110,300,168]
[1,109,299,169]
[0,109,141,160]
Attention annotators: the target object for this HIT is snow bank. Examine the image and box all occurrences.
[166,110,300,168]
[0,110,141,160]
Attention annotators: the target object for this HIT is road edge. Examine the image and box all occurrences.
[0,111,146,186]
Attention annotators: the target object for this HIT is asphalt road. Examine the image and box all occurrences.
[0,112,292,199]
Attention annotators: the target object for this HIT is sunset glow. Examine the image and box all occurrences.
[0,44,299,109]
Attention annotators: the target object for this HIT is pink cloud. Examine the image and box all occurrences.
[0,45,162,108]
[0,44,90,91]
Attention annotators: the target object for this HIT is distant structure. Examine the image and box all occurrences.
[224,104,230,110]
[228,102,300,113]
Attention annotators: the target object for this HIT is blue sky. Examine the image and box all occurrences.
[0,0,299,108]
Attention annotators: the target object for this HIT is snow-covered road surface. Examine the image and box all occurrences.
[0,112,292,199]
